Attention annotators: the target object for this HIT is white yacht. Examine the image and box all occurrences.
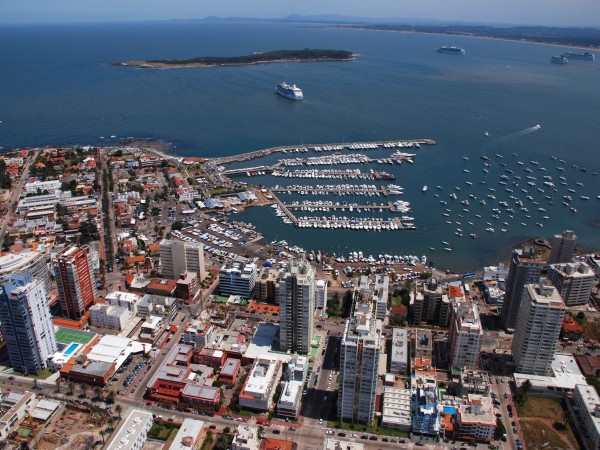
[275,82,303,100]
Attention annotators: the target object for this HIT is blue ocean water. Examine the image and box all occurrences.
[1,21,599,271]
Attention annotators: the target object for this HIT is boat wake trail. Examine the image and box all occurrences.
[490,124,541,146]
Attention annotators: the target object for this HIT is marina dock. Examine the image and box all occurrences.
[210,138,436,166]
[271,185,391,196]
[284,201,398,212]
[269,192,410,231]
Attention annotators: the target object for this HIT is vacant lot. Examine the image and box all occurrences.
[517,397,578,450]
[517,396,564,419]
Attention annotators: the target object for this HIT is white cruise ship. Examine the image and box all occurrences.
[275,82,303,100]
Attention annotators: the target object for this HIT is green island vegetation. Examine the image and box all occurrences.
[115,49,354,68]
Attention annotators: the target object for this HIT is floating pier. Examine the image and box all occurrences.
[271,184,392,197]
[269,192,412,231]
[284,201,397,212]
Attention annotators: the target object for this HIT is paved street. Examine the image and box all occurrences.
[0,152,34,243]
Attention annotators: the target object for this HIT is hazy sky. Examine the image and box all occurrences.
[1,0,599,27]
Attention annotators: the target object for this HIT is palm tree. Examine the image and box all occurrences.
[81,383,88,398]
[115,404,122,420]
[68,382,75,396]
[55,379,61,393]
[32,378,38,389]
[106,415,114,432]
[521,379,532,394]
[93,386,103,402]
[562,411,569,427]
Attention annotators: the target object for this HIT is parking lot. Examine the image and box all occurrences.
[110,354,149,394]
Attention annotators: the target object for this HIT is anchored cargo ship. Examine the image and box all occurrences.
[275,82,303,100]
[437,46,466,55]
[562,52,595,60]
[551,55,568,64]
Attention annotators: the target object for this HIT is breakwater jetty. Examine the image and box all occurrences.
[209,138,436,166]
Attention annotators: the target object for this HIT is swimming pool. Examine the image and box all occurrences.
[443,406,457,415]
[64,343,79,356]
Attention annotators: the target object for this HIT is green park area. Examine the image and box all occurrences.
[328,420,409,438]
[147,420,180,441]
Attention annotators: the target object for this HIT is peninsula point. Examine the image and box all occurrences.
[113,48,355,69]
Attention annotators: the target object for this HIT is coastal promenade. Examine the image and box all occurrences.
[208,138,436,166]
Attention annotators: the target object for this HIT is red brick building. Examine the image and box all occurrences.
[146,345,221,408]
[54,245,97,321]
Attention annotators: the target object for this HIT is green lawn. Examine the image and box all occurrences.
[20,368,54,380]
[148,421,180,441]
[328,420,409,438]
[391,295,403,306]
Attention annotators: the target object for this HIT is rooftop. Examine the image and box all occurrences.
[514,353,587,391]
[220,260,257,278]
[514,246,542,264]
[244,322,290,363]
[107,409,153,450]
[181,384,220,401]
[550,261,594,278]
[0,251,43,274]
[278,380,302,407]
[30,399,60,421]
[323,438,365,450]
[85,334,149,370]
[381,386,411,428]
[527,283,565,308]
[221,358,241,377]
[454,302,482,333]
[458,394,496,426]
[243,357,279,397]
[391,328,408,365]
[105,291,141,304]
[575,384,600,436]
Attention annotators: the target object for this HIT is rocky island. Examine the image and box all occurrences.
[113,48,355,69]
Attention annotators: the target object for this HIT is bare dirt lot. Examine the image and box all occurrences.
[38,405,108,450]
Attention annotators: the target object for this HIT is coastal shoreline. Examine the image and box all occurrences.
[323,25,600,52]
[113,56,356,70]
